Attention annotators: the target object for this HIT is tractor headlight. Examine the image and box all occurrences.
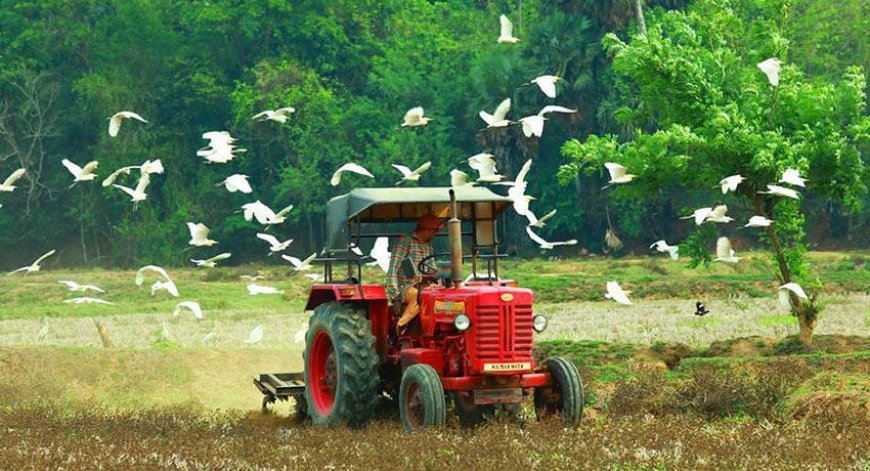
[454,314,471,331]
[533,314,548,333]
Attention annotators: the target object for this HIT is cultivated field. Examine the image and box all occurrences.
[1,252,868,469]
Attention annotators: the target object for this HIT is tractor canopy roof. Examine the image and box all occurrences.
[325,187,512,251]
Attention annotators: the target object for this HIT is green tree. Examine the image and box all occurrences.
[559,0,868,345]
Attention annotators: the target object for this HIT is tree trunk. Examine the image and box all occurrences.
[635,0,647,35]
[797,309,817,346]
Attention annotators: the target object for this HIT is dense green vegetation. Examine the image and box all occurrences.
[0,0,866,269]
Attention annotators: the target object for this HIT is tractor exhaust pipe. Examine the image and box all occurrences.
[448,189,463,287]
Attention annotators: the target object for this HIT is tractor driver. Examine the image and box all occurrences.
[385,214,445,334]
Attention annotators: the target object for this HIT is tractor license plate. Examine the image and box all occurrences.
[482,362,531,372]
[474,388,523,405]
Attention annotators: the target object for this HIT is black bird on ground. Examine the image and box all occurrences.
[694,301,710,317]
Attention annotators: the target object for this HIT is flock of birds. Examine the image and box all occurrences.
[4,16,804,344]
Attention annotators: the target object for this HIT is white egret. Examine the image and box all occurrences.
[8,249,56,276]
[759,184,800,200]
[757,58,782,87]
[450,169,474,188]
[401,107,432,127]
[719,175,745,194]
[256,233,293,254]
[0,168,26,192]
[779,168,807,188]
[58,280,105,293]
[518,115,545,138]
[282,253,317,272]
[527,75,561,98]
[198,131,246,164]
[681,207,713,226]
[745,216,774,228]
[218,174,253,194]
[135,265,172,286]
[468,153,504,182]
[650,240,679,260]
[140,159,164,175]
[252,107,295,123]
[63,297,114,305]
[331,162,374,186]
[479,98,512,128]
[190,252,231,268]
[113,172,150,209]
[173,301,204,320]
[704,205,734,224]
[108,111,148,137]
[528,209,557,228]
[244,324,264,344]
[525,226,577,250]
[61,159,99,187]
[247,283,283,295]
[102,165,140,187]
[778,282,809,308]
[392,161,432,185]
[242,200,278,225]
[497,14,519,43]
[604,281,632,305]
[367,236,391,273]
[187,222,218,247]
[151,280,180,297]
[602,162,636,188]
[715,237,739,264]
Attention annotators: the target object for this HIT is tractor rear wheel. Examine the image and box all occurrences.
[399,364,446,431]
[534,357,584,426]
[303,302,379,427]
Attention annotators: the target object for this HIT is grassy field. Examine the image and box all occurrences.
[1,252,868,468]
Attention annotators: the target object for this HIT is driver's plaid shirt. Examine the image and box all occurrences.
[385,232,433,301]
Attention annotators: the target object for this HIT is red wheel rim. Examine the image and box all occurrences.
[404,382,425,427]
[309,330,336,415]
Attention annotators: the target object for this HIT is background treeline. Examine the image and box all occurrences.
[0,0,866,267]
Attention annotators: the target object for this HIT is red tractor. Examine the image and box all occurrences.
[255,187,583,430]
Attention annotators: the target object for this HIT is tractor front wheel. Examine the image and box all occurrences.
[399,364,446,431]
[534,357,584,426]
[303,302,379,427]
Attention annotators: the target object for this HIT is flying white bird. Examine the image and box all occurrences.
[602,162,636,188]
[8,250,56,276]
[113,172,151,208]
[401,107,432,127]
[715,237,739,264]
[779,168,807,188]
[187,222,217,247]
[704,205,734,224]
[479,98,512,128]
[527,209,557,228]
[759,184,800,200]
[331,162,374,186]
[173,301,204,320]
[450,169,474,188]
[538,105,578,116]
[507,159,537,221]
[190,252,231,268]
[151,279,179,297]
[719,175,745,194]
[242,201,278,225]
[518,115,545,138]
[108,111,148,137]
[256,233,293,254]
[265,204,294,225]
[778,282,809,308]
[367,236,391,273]
[392,161,432,185]
[497,14,520,43]
[140,159,164,175]
[0,168,26,192]
[63,297,114,305]
[744,215,774,228]
[135,265,172,286]
[527,75,561,98]
[198,131,246,164]
[525,226,577,250]
[604,281,632,305]
[244,324,264,344]
[468,153,504,182]
[681,207,714,226]
[650,240,679,260]
[282,253,317,272]
[252,106,295,123]
[218,174,253,194]
[757,58,782,87]
[102,165,140,187]
[58,280,105,293]
[247,283,283,296]
[61,159,99,187]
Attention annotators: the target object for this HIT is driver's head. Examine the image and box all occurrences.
[414,215,444,243]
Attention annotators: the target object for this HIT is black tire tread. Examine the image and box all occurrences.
[399,364,446,431]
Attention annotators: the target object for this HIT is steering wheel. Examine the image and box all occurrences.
[417,252,448,276]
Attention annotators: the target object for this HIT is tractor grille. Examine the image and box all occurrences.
[475,302,534,361]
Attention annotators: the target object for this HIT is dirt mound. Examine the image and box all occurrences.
[634,342,694,369]
[791,391,870,421]
[704,336,776,357]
